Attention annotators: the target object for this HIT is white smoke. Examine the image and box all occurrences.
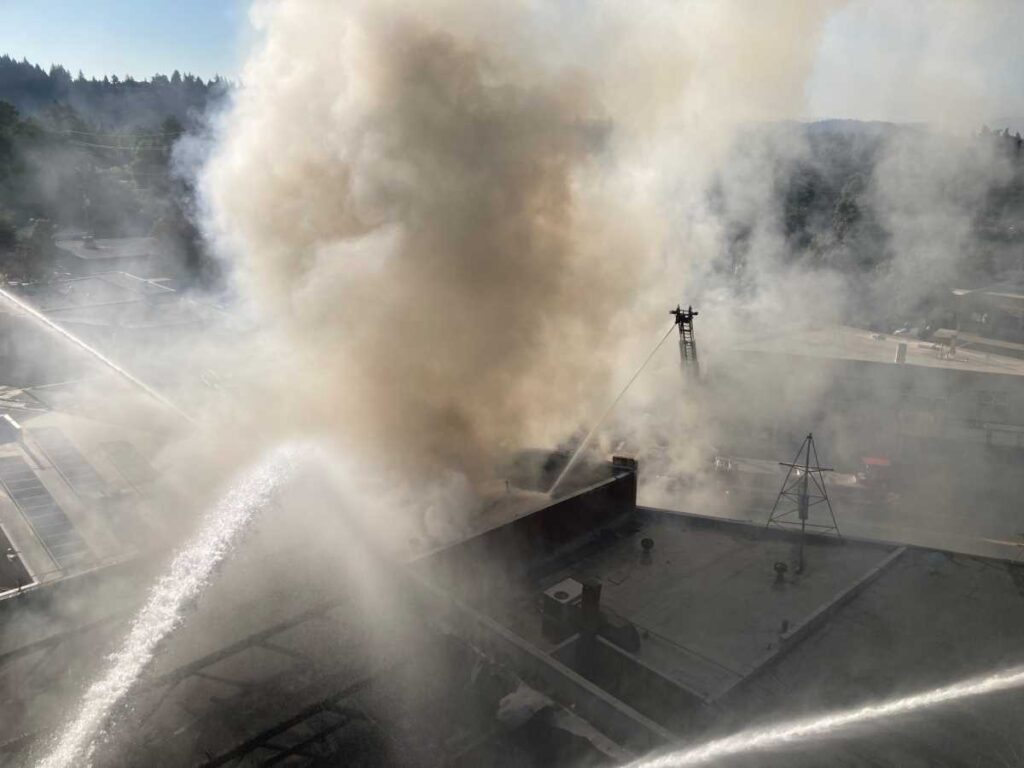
[199,0,840,512]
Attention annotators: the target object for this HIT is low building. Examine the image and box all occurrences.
[53,235,166,277]
[1,460,1023,766]
[714,324,1024,465]
[0,403,162,596]
[665,325,1024,558]
[7,271,216,353]
[951,279,1024,345]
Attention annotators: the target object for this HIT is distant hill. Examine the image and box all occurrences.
[0,56,224,286]
[0,55,229,131]
[709,118,1024,328]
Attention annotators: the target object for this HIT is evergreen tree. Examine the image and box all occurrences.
[0,55,227,127]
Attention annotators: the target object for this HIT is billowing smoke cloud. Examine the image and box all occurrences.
[866,129,1016,321]
[200,0,840,504]
[204,1,640,486]
[33,1,1024,764]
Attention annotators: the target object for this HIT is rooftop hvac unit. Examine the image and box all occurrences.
[541,577,583,642]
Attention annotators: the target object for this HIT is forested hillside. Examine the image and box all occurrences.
[0,56,224,284]
[712,121,1024,327]
[3,53,1024,316]
[0,55,227,129]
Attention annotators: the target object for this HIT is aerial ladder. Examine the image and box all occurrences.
[670,304,699,377]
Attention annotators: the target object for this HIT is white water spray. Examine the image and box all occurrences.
[629,663,1024,767]
[0,286,194,424]
[548,324,676,498]
[35,443,307,768]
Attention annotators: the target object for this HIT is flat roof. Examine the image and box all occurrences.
[45,301,206,330]
[8,273,210,331]
[450,506,1024,763]
[727,324,1024,377]
[55,237,160,261]
[0,469,641,765]
[486,511,895,703]
[14,273,173,312]
[4,476,1024,766]
[0,409,162,586]
[710,542,1024,766]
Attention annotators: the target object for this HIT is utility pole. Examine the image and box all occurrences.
[670,305,699,378]
[766,433,840,573]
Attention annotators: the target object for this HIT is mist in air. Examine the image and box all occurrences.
[4,1,1024,766]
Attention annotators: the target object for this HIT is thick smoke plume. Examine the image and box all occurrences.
[204,2,640,484]
[202,0,838,500]
[30,2,1024,764]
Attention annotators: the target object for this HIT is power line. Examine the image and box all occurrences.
[65,140,172,151]
[42,128,181,139]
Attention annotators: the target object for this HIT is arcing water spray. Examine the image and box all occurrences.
[36,443,309,768]
[629,664,1024,767]
[548,323,676,497]
[0,286,194,424]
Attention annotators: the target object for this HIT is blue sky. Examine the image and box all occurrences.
[0,0,248,80]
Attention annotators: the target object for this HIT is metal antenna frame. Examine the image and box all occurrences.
[766,432,841,573]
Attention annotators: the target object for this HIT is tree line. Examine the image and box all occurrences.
[713,120,1024,331]
[0,98,216,283]
[0,55,228,130]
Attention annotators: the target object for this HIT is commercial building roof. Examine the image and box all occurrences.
[726,324,1024,378]
[13,272,169,311]
[2,464,1023,766]
[54,236,160,262]
[6,272,215,333]
[0,408,162,594]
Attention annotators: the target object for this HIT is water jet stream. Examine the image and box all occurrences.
[0,286,194,424]
[35,443,306,768]
[548,323,676,498]
[627,663,1024,767]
